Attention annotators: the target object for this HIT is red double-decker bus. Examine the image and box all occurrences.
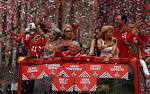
[18,57,147,94]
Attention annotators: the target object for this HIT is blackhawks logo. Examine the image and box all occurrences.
[128,43,138,54]
[34,38,39,42]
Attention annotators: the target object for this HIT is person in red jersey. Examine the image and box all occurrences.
[113,14,129,58]
[113,14,149,77]
[7,23,36,56]
[18,23,40,94]
[18,33,32,48]
[18,22,46,59]
[27,34,46,58]
[26,22,47,58]
[126,21,149,77]
[113,14,146,58]
[127,22,148,58]
[120,22,148,59]
[17,23,36,52]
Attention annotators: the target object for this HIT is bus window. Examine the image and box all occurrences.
[96,65,134,94]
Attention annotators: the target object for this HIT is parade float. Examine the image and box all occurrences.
[18,56,146,94]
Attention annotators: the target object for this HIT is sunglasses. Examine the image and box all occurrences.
[94,32,99,34]
[65,30,72,32]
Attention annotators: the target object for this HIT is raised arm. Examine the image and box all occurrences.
[33,21,49,40]
[138,27,148,44]
[97,38,113,50]
[89,39,95,56]
[132,20,141,34]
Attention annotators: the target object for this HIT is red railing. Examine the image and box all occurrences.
[17,56,146,94]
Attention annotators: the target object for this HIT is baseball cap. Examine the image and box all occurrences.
[25,23,36,32]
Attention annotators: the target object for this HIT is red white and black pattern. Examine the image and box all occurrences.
[79,71,90,77]
[99,72,113,78]
[21,63,129,92]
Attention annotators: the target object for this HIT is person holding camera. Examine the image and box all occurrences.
[89,26,102,56]
[97,26,118,62]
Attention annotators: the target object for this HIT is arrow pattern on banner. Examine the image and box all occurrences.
[22,74,29,81]
[90,85,98,91]
[99,72,112,78]
[22,64,128,80]
[67,85,74,92]
[52,84,58,91]
[122,72,129,80]
[22,64,129,92]
[79,71,90,77]
[37,72,48,79]
[74,84,81,91]
[58,70,69,77]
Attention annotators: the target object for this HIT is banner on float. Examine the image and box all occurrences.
[82,64,106,78]
[52,77,74,92]
[63,64,85,77]
[74,77,97,91]
[22,64,62,80]
[22,65,44,80]
[106,64,128,79]
[21,63,128,80]
[21,63,128,92]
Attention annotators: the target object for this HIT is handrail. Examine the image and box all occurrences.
[21,57,130,65]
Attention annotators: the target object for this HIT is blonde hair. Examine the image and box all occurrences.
[61,24,74,39]
[62,24,72,34]
[101,26,114,39]
[101,26,113,34]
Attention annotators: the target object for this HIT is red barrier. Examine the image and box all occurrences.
[17,57,146,94]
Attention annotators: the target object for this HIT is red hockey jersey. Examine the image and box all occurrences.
[28,35,46,57]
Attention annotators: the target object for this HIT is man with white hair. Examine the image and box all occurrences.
[55,41,84,57]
